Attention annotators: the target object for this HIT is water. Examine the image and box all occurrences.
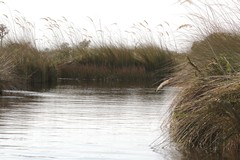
[0,83,179,160]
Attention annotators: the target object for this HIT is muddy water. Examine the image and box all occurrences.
[0,83,179,160]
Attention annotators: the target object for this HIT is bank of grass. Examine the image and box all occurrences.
[56,44,175,82]
[0,43,57,90]
[168,1,240,158]
[0,41,57,89]
[171,74,240,158]
[0,49,16,92]
[0,6,177,88]
[0,1,240,159]
[0,40,176,90]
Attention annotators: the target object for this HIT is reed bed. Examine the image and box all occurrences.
[0,3,176,89]
[171,75,240,158]
[1,1,240,159]
[56,44,175,82]
[2,42,57,85]
[58,63,147,81]
[0,49,17,92]
[167,1,240,159]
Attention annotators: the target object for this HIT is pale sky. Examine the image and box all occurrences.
[1,0,232,50]
[4,0,187,24]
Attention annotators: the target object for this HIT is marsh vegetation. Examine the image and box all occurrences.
[163,1,240,159]
[0,5,177,89]
[0,0,240,159]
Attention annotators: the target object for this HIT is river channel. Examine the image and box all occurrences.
[0,82,179,160]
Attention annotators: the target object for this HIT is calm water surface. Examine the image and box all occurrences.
[0,83,179,160]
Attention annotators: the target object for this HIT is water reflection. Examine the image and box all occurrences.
[0,83,178,160]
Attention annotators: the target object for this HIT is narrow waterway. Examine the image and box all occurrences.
[0,83,179,160]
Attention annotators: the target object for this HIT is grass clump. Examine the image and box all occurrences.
[133,45,176,80]
[0,4,177,88]
[169,31,240,159]
[0,49,16,92]
[2,42,57,86]
[167,1,240,158]
[171,75,240,159]
[57,44,175,82]
[189,32,240,76]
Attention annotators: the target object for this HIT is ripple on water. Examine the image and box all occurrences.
[0,85,179,160]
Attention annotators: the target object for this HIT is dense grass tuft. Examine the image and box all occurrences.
[56,44,175,82]
[2,42,57,86]
[189,32,240,75]
[0,49,17,92]
[168,0,240,158]
[171,74,240,159]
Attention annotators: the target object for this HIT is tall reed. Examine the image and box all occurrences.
[2,41,57,85]
[0,2,177,87]
[0,49,16,92]
[56,44,175,82]
[167,1,240,159]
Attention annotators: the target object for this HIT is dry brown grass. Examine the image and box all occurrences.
[0,49,16,91]
[2,42,57,85]
[171,75,240,157]
[56,44,176,82]
[166,1,240,159]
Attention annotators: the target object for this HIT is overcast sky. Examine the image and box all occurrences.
[3,0,188,24]
[0,0,193,50]
[0,0,233,50]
